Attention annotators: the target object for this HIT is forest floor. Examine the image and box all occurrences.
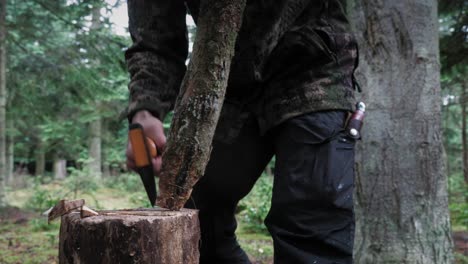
[0,206,274,264]
[0,177,274,264]
[1,207,466,264]
[0,176,466,264]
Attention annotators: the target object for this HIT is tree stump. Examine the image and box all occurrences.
[59,208,200,264]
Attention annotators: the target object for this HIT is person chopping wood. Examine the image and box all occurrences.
[124,0,360,263]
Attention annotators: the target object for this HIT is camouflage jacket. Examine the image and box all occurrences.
[125,0,359,136]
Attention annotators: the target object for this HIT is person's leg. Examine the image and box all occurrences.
[266,111,355,264]
[185,115,274,264]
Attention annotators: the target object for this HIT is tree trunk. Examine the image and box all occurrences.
[0,0,7,207]
[5,119,14,185]
[88,118,102,178]
[348,0,453,262]
[53,155,67,180]
[35,140,45,176]
[86,5,102,178]
[158,0,247,210]
[102,163,111,178]
[59,209,200,264]
[462,82,468,184]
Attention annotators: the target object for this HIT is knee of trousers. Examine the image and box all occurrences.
[264,201,355,256]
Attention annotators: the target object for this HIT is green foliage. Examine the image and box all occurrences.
[25,164,103,212]
[102,173,144,193]
[450,201,468,230]
[455,252,468,264]
[438,0,467,75]
[448,172,468,230]
[237,174,273,235]
[102,173,155,207]
[26,177,61,211]
[237,235,274,263]
[26,187,61,212]
[66,165,101,205]
[30,218,60,232]
[7,0,131,167]
[128,192,152,208]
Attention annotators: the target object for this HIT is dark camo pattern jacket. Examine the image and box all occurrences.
[125,0,359,136]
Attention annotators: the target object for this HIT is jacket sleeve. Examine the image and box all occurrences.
[125,0,188,121]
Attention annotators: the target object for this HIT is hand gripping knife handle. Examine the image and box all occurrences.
[128,123,157,207]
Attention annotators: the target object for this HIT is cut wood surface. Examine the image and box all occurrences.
[59,208,200,264]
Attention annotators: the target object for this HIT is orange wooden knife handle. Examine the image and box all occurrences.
[129,124,157,168]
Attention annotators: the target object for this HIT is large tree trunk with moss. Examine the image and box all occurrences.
[157,0,247,210]
[59,209,200,264]
[0,0,7,207]
[348,0,453,262]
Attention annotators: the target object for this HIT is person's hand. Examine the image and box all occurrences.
[126,110,166,175]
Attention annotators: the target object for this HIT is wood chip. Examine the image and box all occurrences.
[48,199,85,223]
[80,206,99,218]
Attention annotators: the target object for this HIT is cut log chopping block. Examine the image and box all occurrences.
[58,208,200,264]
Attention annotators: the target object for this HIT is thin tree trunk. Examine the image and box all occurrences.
[157,0,247,210]
[35,140,45,176]
[86,6,102,178]
[53,153,67,180]
[0,0,7,207]
[88,118,102,178]
[101,120,110,178]
[348,0,453,262]
[463,82,468,184]
[443,104,451,181]
[5,119,13,185]
[102,163,110,178]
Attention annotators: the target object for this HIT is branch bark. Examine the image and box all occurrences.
[157,0,247,210]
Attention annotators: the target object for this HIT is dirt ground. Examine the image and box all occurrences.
[0,206,35,224]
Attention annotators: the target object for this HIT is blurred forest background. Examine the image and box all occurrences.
[0,0,466,263]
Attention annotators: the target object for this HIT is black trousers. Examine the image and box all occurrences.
[185,111,355,264]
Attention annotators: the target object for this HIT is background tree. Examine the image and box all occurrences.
[86,2,104,178]
[0,0,7,207]
[438,0,468,234]
[439,0,467,182]
[5,0,130,180]
[348,0,453,262]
